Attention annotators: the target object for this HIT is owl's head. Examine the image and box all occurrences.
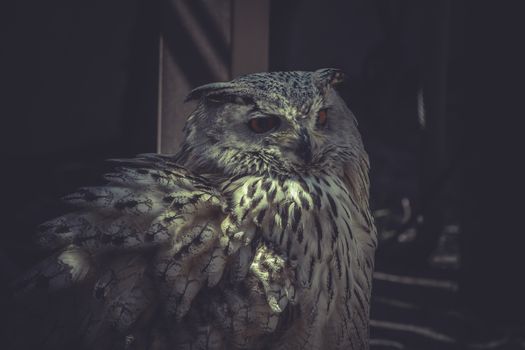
[177,69,366,178]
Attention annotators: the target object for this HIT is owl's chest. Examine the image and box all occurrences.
[225,174,375,349]
[228,174,368,302]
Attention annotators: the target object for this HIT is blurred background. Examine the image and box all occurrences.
[1,1,524,349]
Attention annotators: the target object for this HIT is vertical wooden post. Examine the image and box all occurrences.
[156,0,233,153]
[156,0,269,153]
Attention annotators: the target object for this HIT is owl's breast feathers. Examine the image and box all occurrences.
[221,169,377,350]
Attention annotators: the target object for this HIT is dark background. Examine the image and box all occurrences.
[1,1,524,348]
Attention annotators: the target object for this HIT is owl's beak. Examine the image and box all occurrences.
[296,128,312,164]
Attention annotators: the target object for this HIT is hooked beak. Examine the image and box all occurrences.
[296,128,312,164]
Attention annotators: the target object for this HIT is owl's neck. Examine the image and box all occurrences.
[174,140,356,183]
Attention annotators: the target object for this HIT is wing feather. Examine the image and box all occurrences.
[10,154,298,350]
[9,155,251,349]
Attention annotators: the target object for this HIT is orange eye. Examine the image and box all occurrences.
[317,109,328,127]
[248,116,281,134]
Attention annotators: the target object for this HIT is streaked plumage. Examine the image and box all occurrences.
[9,69,377,350]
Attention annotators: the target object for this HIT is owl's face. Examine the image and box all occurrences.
[179,69,364,177]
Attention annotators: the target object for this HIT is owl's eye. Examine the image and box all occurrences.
[248,116,281,134]
[317,109,328,127]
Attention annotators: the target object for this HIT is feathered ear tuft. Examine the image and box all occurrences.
[184,82,237,102]
[313,68,346,92]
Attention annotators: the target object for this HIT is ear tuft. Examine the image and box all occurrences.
[313,68,346,91]
[184,82,236,102]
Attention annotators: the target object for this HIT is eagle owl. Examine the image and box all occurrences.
[10,69,377,350]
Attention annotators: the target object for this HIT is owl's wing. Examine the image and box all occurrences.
[8,154,253,349]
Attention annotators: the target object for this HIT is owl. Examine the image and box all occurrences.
[8,69,377,350]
